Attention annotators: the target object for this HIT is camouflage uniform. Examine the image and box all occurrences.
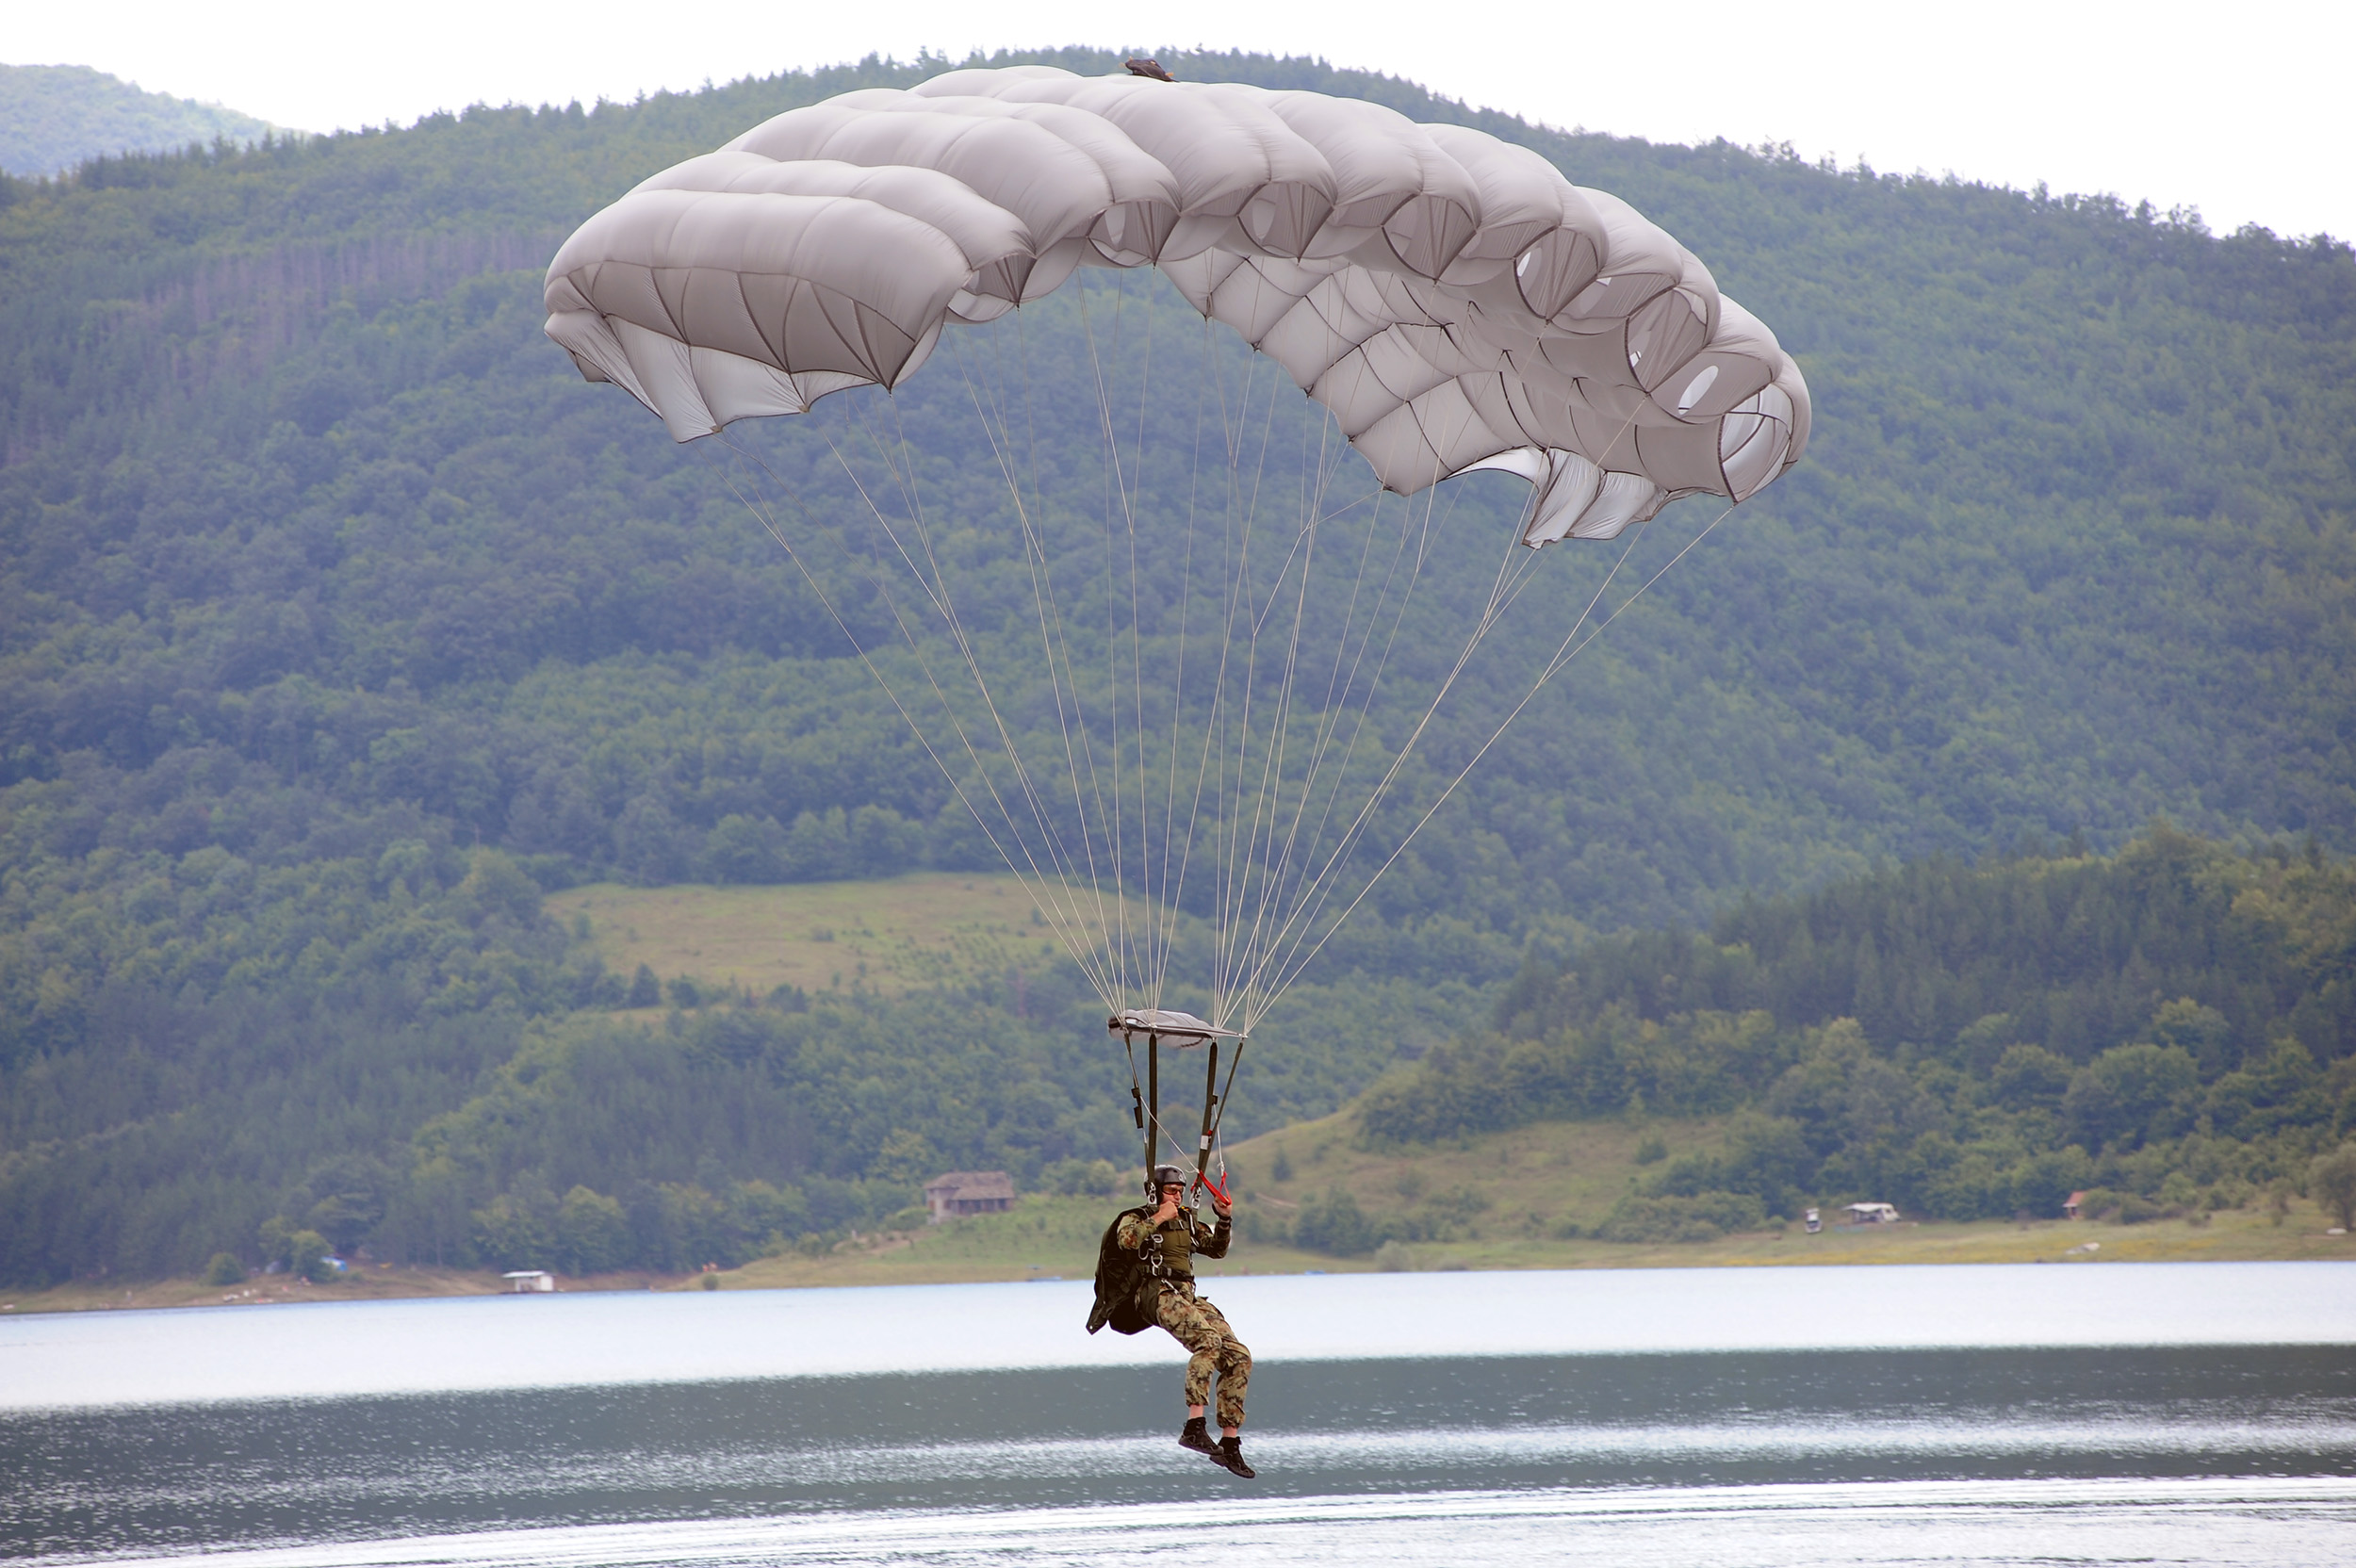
[1116,1205,1252,1428]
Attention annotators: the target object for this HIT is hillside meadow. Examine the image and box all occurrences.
[547,874,1065,1000]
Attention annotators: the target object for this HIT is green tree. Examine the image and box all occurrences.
[1990,1045,2074,1112]
[553,1185,630,1274]
[2065,1044,2201,1151]
[2310,1146,2356,1232]
[1293,1186,1376,1255]
[2148,998,2235,1077]
[875,1128,940,1186]
[284,1229,335,1282]
[472,1190,553,1270]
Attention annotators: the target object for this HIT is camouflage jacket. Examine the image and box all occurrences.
[1115,1205,1231,1278]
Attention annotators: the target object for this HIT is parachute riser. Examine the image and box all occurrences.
[1116,1010,1244,1193]
[1194,1040,1220,1186]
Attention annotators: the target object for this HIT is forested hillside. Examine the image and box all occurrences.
[1358,826,2356,1238]
[1,50,2351,1285]
[0,63,276,178]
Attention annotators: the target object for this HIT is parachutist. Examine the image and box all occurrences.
[1118,1166,1255,1476]
[553,74,1810,1289]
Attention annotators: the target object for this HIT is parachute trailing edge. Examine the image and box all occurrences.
[546,65,1810,543]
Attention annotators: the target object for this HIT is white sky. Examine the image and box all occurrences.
[9,0,2350,240]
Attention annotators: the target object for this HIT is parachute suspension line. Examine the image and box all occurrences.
[1225,399,1368,1029]
[1233,439,1430,1021]
[728,430,1117,1007]
[1143,313,1252,1021]
[962,287,1147,1007]
[988,315,1130,1007]
[1228,441,1552,1031]
[1229,402,1668,1005]
[921,335,1130,999]
[1227,475,1512,1033]
[994,297,1155,1011]
[722,283,1710,1044]
[1260,499,1744,1007]
[1193,1038,1221,1184]
[708,427,1122,1009]
[1181,329,1415,1035]
[1209,347,1321,1028]
[1119,276,1161,1011]
[1073,273,1162,1010]
[1212,351,1286,1028]
[826,403,1121,999]
[1239,484,1636,1018]
[889,384,1122,987]
[953,328,1119,979]
[1195,337,1257,1025]
[1223,429,1322,1028]
[696,436,1118,1004]
[1144,318,1219,1010]
[1239,369,1551,967]
[1480,400,1657,635]
[1263,482,1441,959]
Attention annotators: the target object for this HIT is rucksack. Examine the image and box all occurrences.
[1086,1206,1162,1335]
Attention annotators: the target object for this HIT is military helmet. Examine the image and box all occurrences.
[1148,1163,1187,1194]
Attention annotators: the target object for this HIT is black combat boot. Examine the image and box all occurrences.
[1178,1416,1219,1458]
[1213,1435,1256,1478]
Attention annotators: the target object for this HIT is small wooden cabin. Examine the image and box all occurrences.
[924,1170,1016,1223]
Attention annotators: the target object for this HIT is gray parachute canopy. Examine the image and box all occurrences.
[546,66,1810,544]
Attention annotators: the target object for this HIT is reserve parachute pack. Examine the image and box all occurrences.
[1086,1206,1161,1335]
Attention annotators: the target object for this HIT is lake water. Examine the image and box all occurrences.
[5,1264,2352,1566]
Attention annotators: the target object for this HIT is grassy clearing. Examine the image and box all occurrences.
[713,1194,2353,1294]
[1225,1108,2356,1267]
[1229,1108,1729,1235]
[714,1113,2354,1291]
[546,874,1073,996]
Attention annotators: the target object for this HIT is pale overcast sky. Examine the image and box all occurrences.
[10,0,2350,240]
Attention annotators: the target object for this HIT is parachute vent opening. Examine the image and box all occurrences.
[1240,183,1336,260]
[1383,194,1479,280]
[1675,364,1720,416]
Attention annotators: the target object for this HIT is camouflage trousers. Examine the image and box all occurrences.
[1153,1280,1251,1428]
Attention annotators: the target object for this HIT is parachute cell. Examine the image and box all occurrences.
[545,67,1809,542]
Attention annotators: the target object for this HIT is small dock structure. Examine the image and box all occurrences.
[502,1270,555,1293]
[924,1170,1015,1224]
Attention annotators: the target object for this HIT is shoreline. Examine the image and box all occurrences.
[5,1200,2345,1316]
